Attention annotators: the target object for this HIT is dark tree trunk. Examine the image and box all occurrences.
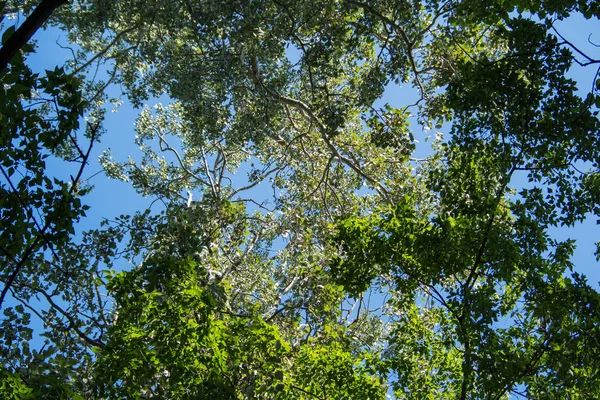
[0,0,68,74]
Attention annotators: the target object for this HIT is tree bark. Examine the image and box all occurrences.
[0,0,68,74]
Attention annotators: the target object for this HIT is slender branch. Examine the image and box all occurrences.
[0,234,44,309]
[229,166,281,198]
[463,154,521,293]
[26,284,105,347]
[552,26,600,67]
[492,335,549,400]
[346,0,426,98]
[221,230,260,279]
[457,152,524,400]
[306,155,333,203]
[86,62,120,103]
[157,133,211,187]
[249,55,392,204]
[0,165,59,261]
[0,122,98,309]
[73,26,138,74]
[200,145,218,197]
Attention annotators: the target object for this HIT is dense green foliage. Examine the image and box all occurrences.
[1,0,600,398]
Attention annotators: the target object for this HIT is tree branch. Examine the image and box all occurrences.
[248,54,392,204]
[0,0,68,74]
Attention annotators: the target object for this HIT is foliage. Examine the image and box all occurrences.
[0,6,105,396]
[1,0,600,399]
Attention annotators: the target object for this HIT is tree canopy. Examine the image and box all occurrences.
[1,0,600,398]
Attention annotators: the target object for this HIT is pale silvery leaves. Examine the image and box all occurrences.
[99,150,129,182]
[106,96,418,362]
